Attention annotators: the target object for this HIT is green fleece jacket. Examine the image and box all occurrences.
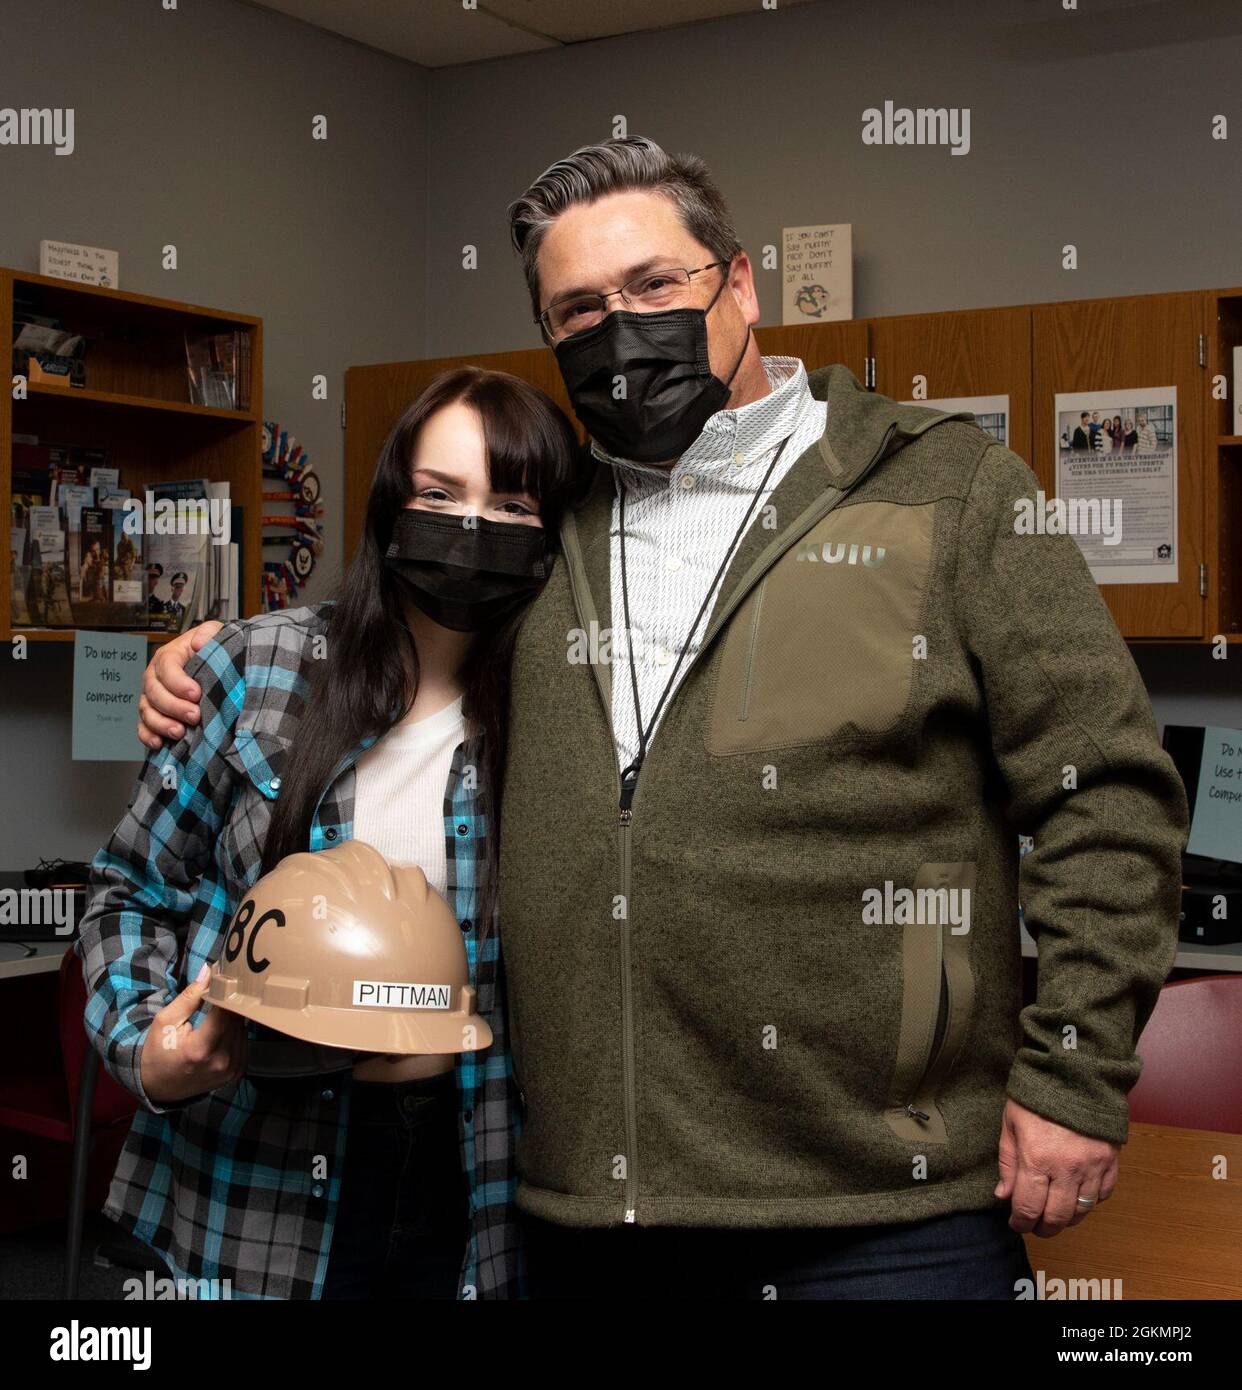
[498,362,1189,1230]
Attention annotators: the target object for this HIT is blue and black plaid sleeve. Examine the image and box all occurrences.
[76,622,251,1112]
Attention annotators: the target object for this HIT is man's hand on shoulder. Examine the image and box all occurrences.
[137,619,224,750]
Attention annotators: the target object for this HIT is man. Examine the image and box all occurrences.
[1071,411,1092,452]
[144,562,165,618]
[164,569,189,626]
[78,540,103,602]
[113,527,136,582]
[136,135,1188,1300]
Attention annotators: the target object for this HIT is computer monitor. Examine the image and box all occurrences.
[1161,724,1242,875]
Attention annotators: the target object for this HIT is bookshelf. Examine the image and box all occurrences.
[2,268,263,643]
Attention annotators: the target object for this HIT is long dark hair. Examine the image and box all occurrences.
[259,366,583,930]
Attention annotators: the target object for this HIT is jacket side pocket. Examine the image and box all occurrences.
[883,861,977,1144]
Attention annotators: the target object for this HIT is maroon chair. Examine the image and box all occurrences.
[0,948,137,1295]
[1128,974,1242,1133]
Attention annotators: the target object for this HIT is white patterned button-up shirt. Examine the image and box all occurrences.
[592,354,826,772]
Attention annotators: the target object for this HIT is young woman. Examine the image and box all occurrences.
[77,367,582,1300]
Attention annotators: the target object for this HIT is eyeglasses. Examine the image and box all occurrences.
[537,261,729,342]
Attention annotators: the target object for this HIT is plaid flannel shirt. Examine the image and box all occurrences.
[76,603,525,1299]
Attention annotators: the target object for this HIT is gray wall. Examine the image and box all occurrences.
[424,0,1242,350]
[425,0,1240,755]
[2,0,1240,868]
[0,0,428,865]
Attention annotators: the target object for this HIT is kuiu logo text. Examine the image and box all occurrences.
[796,540,887,566]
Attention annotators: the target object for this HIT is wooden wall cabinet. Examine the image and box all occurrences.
[344,346,579,565]
[1207,288,1242,643]
[1032,292,1206,641]
[869,304,1033,464]
[753,319,868,379]
[344,288,1239,646]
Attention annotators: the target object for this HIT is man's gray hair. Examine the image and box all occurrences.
[507,135,743,324]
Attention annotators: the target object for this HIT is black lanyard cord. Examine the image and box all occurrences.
[616,432,792,809]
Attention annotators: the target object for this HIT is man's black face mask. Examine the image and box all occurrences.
[553,274,750,464]
[384,508,552,632]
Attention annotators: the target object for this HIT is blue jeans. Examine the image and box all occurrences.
[320,1070,468,1300]
[523,1207,1034,1300]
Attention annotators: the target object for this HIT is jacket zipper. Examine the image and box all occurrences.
[560,516,638,1224]
[618,782,638,1222]
[905,955,948,1123]
[561,419,901,1222]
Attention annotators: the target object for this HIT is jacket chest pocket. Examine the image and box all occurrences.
[706,500,936,756]
[883,861,977,1145]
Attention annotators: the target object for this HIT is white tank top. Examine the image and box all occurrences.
[349,693,466,897]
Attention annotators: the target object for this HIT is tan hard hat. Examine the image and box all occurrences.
[206,839,492,1055]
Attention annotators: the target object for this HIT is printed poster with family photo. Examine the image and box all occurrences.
[1054,386,1178,585]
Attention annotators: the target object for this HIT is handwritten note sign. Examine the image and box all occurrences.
[73,631,146,760]
[1187,727,1242,863]
[782,223,852,325]
[40,239,120,288]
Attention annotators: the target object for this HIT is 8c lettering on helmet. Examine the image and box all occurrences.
[222,897,286,975]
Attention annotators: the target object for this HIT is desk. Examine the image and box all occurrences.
[1022,1123,1242,1299]
[0,941,70,981]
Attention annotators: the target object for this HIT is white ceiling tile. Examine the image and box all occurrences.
[245,0,822,67]
[245,0,556,67]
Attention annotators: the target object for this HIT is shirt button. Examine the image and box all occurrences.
[321,1088,335,1102]
[679,474,696,491]
[733,452,745,465]
[311,1184,325,1199]
[456,822,469,836]
[654,646,673,665]
[325,827,338,841]
[664,555,683,573]
[464,1109,473,1124]
[269,776,281,791]
[460,918,472,933]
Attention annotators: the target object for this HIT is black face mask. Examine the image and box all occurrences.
[384,509,552,632]
[554,275,751,464]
